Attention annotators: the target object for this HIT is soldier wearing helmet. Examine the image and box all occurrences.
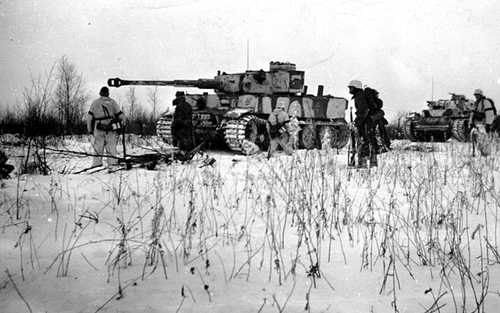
[172,91,194,152]
[87,86,126,168]
[348,79,378,168]
[267,101,293,158]
[472,89,497,133]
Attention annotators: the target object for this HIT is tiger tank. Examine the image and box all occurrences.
[108,61,349,154]
[403,93,474,142]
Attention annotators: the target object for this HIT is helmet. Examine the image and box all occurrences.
[99,86,109,97]
[276,102,286,110]
[348,80,363,89]
[473,89,483,96]
[175,91,185,97]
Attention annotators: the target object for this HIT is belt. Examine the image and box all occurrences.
[94,116,113,121]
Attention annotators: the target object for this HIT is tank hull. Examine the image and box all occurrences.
[404,110,472,143]
[157,93,349,153]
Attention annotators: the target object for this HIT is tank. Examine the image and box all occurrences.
[403,93,474,142]
[108,61,349,154]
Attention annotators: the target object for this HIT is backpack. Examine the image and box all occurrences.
[485,98,497,115]
[364,87,383,110]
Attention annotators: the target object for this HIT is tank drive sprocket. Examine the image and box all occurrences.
[224,115,268,154]
[451,119,470,142]
[403,117,419,142]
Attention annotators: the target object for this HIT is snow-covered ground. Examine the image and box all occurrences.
[1,136,500,313]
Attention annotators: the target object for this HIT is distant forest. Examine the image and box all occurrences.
[0,56,159,137]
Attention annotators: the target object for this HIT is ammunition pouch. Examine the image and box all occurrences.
[473,111,486,121]
[95,119,121,132]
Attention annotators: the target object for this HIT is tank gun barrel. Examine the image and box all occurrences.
[107,77,221,89]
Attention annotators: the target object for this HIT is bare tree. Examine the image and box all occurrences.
[53,56,89,134]
[23,64,56,134]
[147,86,159,121]
[126,87,139,121]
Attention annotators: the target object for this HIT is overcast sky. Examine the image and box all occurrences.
[1,0,500,119]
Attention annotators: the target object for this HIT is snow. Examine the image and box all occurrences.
[1,136,500,313]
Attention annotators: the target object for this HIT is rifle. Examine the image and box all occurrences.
[348,107,356,167]
[176,140,206,162]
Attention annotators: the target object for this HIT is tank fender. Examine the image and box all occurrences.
[224,108,253,119]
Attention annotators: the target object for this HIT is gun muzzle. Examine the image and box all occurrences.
[108,78,123,88]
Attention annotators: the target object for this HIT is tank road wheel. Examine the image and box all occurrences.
[224,115,268,154]
[331,123,349,149]
[156,115,174,145]
[403,118,418,142]
[300,125,317,149]
[451,119,470,142]
[318,124,350,150]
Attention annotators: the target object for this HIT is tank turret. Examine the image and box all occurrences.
[108,61,305,95]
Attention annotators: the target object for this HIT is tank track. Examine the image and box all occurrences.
[403,118,419,142]
[451,119,470,142]
[224,115,268,154]
[156,114,174,144]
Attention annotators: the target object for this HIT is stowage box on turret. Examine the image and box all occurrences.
[108,61,349,154]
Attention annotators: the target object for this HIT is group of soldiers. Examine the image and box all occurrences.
[0,82,497,176]
[168,81,498,168]
[169,82,390,165]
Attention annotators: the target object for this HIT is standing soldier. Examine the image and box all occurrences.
[364,86,391,152]
[87,87,126,168]
[288,109,300,150]
[267,102,293,158]
[348,80,377,167]
[472,89,497,133]
[172,91,194,153]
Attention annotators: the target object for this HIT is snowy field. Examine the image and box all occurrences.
[1,136,500,313]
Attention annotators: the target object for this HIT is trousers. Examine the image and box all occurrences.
[268,133,293,158]
[92,129,119,167]
[357,121,377,160]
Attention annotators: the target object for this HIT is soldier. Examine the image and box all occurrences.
[86,87,126,168]
[0,149,14,179]
[172,91,194,152]
[288,109,300,150]
[364,86,391,152]
[267,102,293,158]
[348,80,378,167]
[472,89,497,133]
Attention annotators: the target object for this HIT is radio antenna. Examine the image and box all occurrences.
[246,39,250,70]
[431,76,434,101]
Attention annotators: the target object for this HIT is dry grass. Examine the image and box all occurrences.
[1,138,499,312]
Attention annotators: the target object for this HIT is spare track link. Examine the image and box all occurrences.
[156,115,174,144]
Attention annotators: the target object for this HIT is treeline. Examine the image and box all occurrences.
[0,56,160,137]
[1,56,408,140]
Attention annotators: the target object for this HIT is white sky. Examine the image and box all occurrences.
[1,0,500,119]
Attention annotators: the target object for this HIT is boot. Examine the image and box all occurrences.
[357,157,368,168]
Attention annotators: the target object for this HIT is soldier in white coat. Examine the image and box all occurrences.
[86,87,126,167]
[267,102,294,158]
[473,89,497,133]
